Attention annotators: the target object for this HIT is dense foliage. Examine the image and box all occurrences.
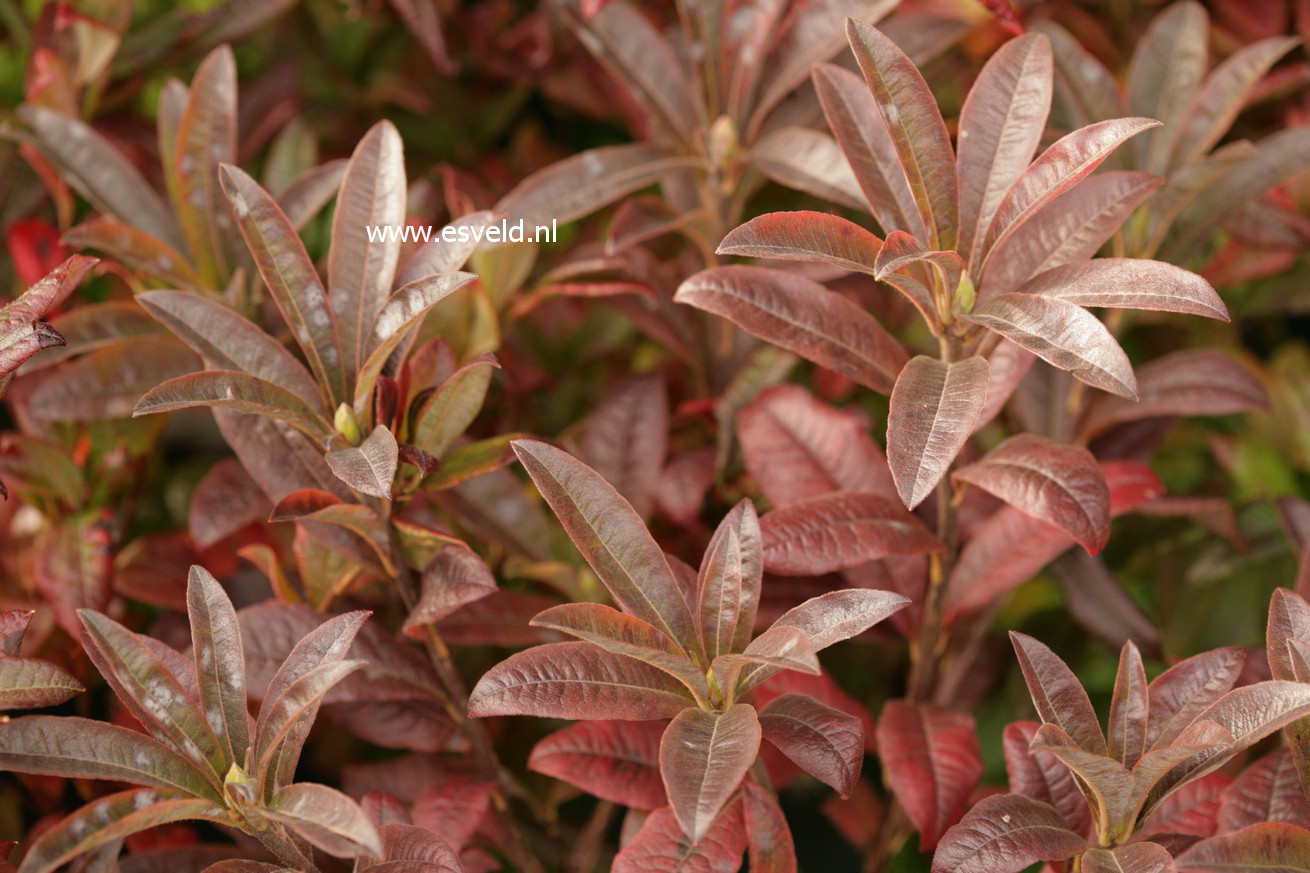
[2,0,1310,871]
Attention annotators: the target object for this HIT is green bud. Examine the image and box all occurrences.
[334,402,361,445]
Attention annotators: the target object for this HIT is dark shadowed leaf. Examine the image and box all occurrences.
[529,720,667,809]
[737,384,894,508]
[674,266,907,394]
[1004,721,1092,836]
[760,492,940,575]
[29,339,199,421]
[743,782,798,873]
[931,794,1086,873]
[876,700,982,850]
[1125,2,1208,173]
[746,127,867,211]
[660,704,762,842]
[887,355,990,509]
[467,641,694,720]
[173,46,236,284]
[953,434,1110,554]
[402,544,497,634]
[1085,350,1266,436]
[189,459,270,548]
[582,372,668,519]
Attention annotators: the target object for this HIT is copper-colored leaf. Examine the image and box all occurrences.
[660,704,762,842]
[760,492,940,575]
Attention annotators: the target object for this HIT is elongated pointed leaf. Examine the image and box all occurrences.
[468,641,694,720]
[737,384,894,508]
[1010,631,1107,755]
[1083,843,1177,873]
[186,567,248,773]
[698,527,744,664]
[983,171,1162,296]
[219,164,345,403]
[330,121,406,381]
[529,720,667,809]
[846,19,959,249]
[79,610,227,776]
[1146,648,1246,751]
[887,355,990,510]
[1109,642,1149,769]
[660,704,762,842]
[529,603,709,700]
[675,266,907,394]
[1,256,98,371]
[746,127,867,211]
[278,160,349,232]
[265,782,382,858]
[1086,350,1266,436]
[253,659,366,784]
[953,434,1110,554]
[412,354,498,458]
[931,794,1087,873]
[27,338,200,422]
[0,715,218,799]
[1176,822,1310,872]
[812,63,924,239]
[174,46,236,283]
[1193,681,1310,754]
[137,290,322,409]
[965,293,1137,398]
[1015,259,1227,320]
[511,440,697,652]
[326,426,398,500]
[582,371,668,520]
[717,212,883,275]
[760,492,940,575]
[134,370,330,440]
[1125,2,1208,173]
[877,700,983,850]
[17,789,226,873]
[396,210,496,286]
[956,33,1053,268]
[759,692,863,796]
[268,490,398,575]
[873,232,963,312]
[701,500,764,655]
[981,118,1161,266]
[497,144,694,228]
[355,272,477,414]
[19,106,182,250]
[770,589,909,652]
[1173,36,1299,168]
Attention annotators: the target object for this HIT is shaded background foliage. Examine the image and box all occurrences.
[1,0,1310,870]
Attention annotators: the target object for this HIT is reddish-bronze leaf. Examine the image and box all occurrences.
[759,693,863,797]
[1145,648,1247,751]
[674,266,907,395]
[769,589,909,652]
[1082,843,1177,873]
[877,700,983,850]
[1004,721,1093,837]
[699,499,764,656]
[1086,349,1266,436]
[717,212,883,275]
[1014,259,1227,321]
[1010,631,1107,755]
[1175,822,1310,872]
[1217,748,1310,834]
[529,720,667,809]
[660,704,762,842]
[402,544,497,634]
[612,802,748,873]
[737,384,894,508]
[1109,641,1149,769]
[743,782,798,873]
[582,371,668,519]
[325,425,399,500]
[468,641,694,720]
[760,492,940,575]
[887,355,990,510]
[953,434,1110,554]
[931,793,1087,873]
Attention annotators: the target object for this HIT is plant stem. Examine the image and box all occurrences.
[396,571,545,873]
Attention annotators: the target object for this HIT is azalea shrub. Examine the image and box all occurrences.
[1,0,1309,871]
